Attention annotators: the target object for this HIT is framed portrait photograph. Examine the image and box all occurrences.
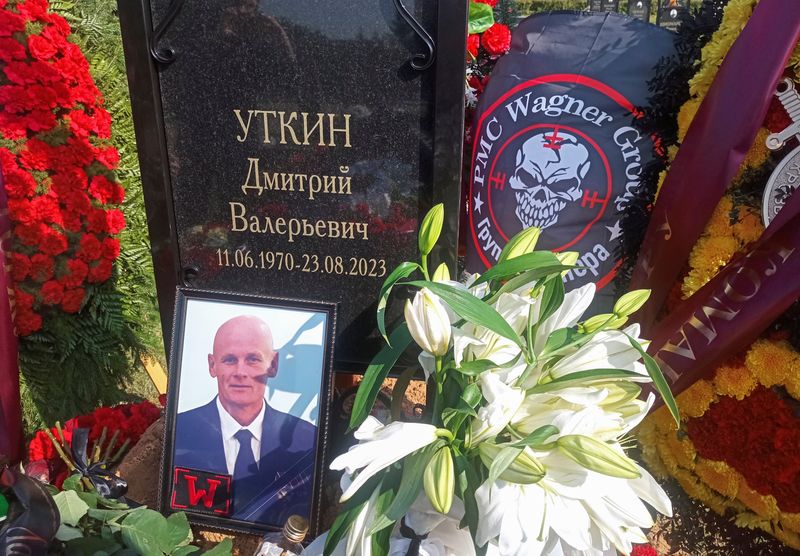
[159,288,337,536]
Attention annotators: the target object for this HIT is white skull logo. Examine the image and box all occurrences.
[509,131,591,230]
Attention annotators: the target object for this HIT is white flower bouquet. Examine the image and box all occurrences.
[314,205,679,556]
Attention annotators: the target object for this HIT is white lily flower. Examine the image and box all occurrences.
[546,325,648,382]
[331,417,440,501]
[533,284,595,355]
[405,288,451,356]
[470,373,525,445]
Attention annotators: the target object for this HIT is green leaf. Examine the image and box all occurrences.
[56,524,84,542]
[453,454,487,556]
[368,441,444,536]
[487,446,524,485]
[455,358,497,376]
[324,471,393,556]
[472,252,562,287]
[406,281,524,347]
[484,265,576,304]
[625,334,680,426]
[62,474,82,492]
[377,261,420,342]
[530,369,644,393]
[371,522,393,556]
[54,490,90,526]
[537,278,565,327]
[442,382,481,432]
[118,509,168,555]
[349,323,412,431]
[65,536,121,556]
[172,546,200,556]
[165,512,193,548]
[365,474,401,545]
[203,539,232,556]
[74,489,99,509]
[511,425,559,448]
[87,507,139,522]
[468,1,494,34]
[418,203,444,256]
[540,327,583,356]
[391,366,418,422]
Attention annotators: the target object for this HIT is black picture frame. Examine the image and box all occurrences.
[159,288,337,536]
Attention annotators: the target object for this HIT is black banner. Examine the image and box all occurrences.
[466,12,676,313]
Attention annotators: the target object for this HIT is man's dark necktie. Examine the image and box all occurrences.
[233,429,257,512]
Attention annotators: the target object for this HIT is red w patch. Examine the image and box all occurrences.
[171,467,231,516]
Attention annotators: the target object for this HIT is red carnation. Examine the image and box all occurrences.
[105,209,125,234]
[467,34,480,59]
[10,253,30,281]
[32,193,60,225]
[40,280,64,305]
[13,288,35,309]
[95,145,120,170]
[0,37,27,63]
[15,223,44,246]
[86,208,107,233]
[101,237,120,260]
[61,287,85,313]
[88,175,115,203]
[16,0,49,20]
[15,308,42,335]
[481,23,511,56]
[0,10,26,37]
[39,229,68,256]
[7,198,35,225]
[78,234,102,262]
[631,545,658,556]
[29,253,54,282]
[28,430,57,461]
[61,188,91,215]
[88,259,112,283]
[61,210,82,232]
[60,259,88,288]
[27,34,58,60]
[474,0,498,6]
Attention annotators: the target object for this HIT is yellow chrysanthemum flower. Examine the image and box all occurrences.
[774,525,800,551]
[656,437,680,475]
[713,363,756,400]
[651,405,680,432]
[666,432,696,470]
[695,458,740,498]
[737,480,779,520]
[782,513,800,535]
[738,128,771,171]
[703,195,734,238]
[677,98,701,142]
[732,207,764,246]
[746,339,795,387]
[677,379,715,419]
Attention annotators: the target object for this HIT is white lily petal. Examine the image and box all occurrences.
[534,284,595,354]
[630,463,672,517]
[331,421,439,501]
[471,373,525,444]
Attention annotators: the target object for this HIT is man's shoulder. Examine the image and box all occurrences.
[264,405,317,450]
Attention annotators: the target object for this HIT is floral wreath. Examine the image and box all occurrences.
[0,0,125,336]
[637,0,800,549]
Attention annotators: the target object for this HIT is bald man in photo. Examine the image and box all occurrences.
[174,316,316,524]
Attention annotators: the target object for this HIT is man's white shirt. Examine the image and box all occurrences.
[216,397,265,476]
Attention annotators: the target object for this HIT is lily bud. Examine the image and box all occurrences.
[613,289,650,317]
[404,288,451,356]
[432,262,451,282]
[555,251,579,266]
[578,313,628,334]
[478,443,546,484]
[424,446,454,514]
[418,204,444,256]
[597,382,641,407]
[557,435,640,479]
[499,227,541,262]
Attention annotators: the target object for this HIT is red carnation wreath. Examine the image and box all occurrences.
[0,0,125,335]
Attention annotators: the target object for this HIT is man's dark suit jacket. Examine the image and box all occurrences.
[174,398,317,525]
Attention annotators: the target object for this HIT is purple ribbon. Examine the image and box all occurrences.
[646,195,800,402]
[0,161,22,464]
[630,0,800,330]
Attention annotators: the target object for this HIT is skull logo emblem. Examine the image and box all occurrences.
[509,131,591,230]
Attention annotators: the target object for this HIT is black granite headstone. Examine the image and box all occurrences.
[118,0,466,369]
[656,0,689,31]
[589,0,620,12]
[627,0,652,21]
